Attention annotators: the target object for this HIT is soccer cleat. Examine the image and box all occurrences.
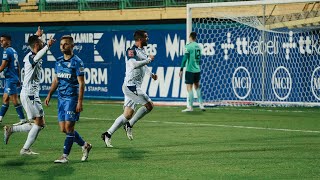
[20,148,39,155]
[81,143,92,162]
[4,125,13,144]
[101,132,113,148]
[181,107,193,112]
[54,156,69,163]
[13,119,28,126]
[199,104,206,111]
[124,122,133,140]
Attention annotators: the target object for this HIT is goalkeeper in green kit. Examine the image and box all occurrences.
[179,32,205,112]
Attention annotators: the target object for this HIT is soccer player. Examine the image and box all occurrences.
[45,35,92,163]
[179,32,205,112]
[101,30,157,147]
[3,27,55,155]
[0,34,26,125]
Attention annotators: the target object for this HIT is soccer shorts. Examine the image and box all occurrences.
[20,94,44,120]
[185,71,200,84]
[122,85,151,110]
[58,98,80,122]
[4,79,19,95]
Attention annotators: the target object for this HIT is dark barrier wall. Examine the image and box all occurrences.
[0,23,188,101]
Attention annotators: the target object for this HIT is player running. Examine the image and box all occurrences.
[101,30,157,147]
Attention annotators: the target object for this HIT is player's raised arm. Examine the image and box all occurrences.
[35,26,44,37]
[33,36,55,62]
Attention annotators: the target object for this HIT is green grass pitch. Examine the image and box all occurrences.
[0,99,319,179]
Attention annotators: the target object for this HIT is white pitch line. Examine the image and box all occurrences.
[6,114,320,134]
[147,120,320,134]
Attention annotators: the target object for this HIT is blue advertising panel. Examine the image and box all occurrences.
[0,24,319,103]
[0,24,188,101]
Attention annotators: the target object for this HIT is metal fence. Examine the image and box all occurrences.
[1,0,251,12]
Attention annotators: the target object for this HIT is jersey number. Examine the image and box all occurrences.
[195,49,201,60]
[14,54,19,69]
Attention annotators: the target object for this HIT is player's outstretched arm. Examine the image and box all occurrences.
[129,56,154,69]
[45,76,58,106]
[76,76,85,113]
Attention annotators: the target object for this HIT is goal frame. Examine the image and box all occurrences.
[186,0,320,107]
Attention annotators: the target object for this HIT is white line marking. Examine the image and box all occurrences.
[147,121,320,134]
[7,113,319,134]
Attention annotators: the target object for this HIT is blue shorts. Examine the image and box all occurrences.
[58,98,80,122]
[4,79,19,95]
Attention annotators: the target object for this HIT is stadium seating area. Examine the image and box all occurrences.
[0,0,250,12]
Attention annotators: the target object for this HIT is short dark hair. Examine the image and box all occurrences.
[28,35,41,48]
[190,32,197,40]
[1,34,11,41]
[134,30,147,41]
[61,35,74,44]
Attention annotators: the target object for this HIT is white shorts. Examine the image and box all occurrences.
[122,85,151,110]
[20,94,44,120]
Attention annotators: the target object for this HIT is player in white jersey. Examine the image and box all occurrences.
[101,30,158,147]
[4,27,55,155]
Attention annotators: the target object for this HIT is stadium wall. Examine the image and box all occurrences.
[0,21,190,101]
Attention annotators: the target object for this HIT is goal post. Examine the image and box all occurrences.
[186,0,320,106]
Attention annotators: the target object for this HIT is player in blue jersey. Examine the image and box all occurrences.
[0,34,26,125]
[45,35,92,163]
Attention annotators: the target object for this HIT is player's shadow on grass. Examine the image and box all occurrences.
[1,156,39,167]
[118,147,148,160]
[39,165,75,180]
[2,159,28,167]
[181,111,205,116]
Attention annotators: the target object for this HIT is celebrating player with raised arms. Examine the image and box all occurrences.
[101,30,157,147]
[4,27,55,155]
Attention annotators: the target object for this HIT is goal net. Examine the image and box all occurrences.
[187,0,320,106]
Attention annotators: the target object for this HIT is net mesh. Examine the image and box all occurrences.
[190,2,320,106]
